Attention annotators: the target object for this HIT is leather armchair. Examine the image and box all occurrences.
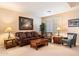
[61,33,77,48]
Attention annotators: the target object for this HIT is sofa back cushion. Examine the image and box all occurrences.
[15,32,26,39]
[20,32,26,39]
[15,31,40,39]
[31,31,39,37]
[15,32,23,37]
[25,32,32,38]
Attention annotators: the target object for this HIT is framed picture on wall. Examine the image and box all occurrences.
[68,19,79,27]
[19,16,33,30]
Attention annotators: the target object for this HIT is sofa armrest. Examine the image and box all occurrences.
[15,37,19,39]
[15,37,21,42]
[63,37,68,39]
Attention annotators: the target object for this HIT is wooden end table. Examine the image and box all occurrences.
[53,36,62,44]
[4,39,17,49]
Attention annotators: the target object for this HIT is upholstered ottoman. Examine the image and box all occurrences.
[30,39,48,50]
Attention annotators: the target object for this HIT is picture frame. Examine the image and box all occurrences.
[68,19,79,27]
[19,16,33,30]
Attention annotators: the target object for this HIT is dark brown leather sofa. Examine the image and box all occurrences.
[15,31,43,46]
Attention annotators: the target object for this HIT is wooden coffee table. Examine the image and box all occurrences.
[30,39,48,50]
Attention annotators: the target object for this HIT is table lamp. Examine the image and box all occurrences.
[57,27,61,36]
[5,27,12,39]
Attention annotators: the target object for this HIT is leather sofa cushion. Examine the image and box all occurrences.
[20,33,26,39]
[31,31,39,37]
[25,32,32,38]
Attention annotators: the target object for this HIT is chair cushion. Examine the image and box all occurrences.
[68,35,73,40]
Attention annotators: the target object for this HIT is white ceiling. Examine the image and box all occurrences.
[0,2,78,17]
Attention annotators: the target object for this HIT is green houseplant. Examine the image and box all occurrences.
[40,22,46,36]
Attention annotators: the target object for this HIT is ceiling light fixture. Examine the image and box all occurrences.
[47,11,51,12]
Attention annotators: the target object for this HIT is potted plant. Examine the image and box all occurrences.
[40,22,46,36]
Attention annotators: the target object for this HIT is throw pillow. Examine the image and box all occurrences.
[68,34,73,40]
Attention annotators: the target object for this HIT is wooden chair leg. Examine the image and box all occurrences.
[69,45,72,48]
[74,43,76,47]
[36,47,38,50]
[62,42,64,45]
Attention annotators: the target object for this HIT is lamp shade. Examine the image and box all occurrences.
[57,27,61,31]
[5,27,12,32]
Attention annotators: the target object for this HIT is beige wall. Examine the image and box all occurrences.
[0,8,34,33]
[0,8,41,46]
[42,7,79,43]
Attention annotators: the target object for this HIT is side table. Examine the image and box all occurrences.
[4,39,17,49]
[53,36,62,44]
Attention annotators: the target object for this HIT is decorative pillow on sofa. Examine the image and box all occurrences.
[68,35,73,40]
